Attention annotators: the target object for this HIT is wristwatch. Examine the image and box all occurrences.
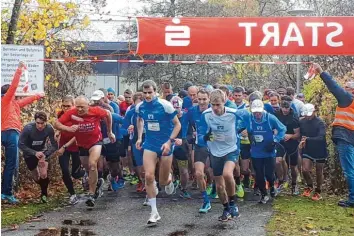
[63,145,67,150]
[169,138,175,143]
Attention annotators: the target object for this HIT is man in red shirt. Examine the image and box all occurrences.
[55,96,115,208]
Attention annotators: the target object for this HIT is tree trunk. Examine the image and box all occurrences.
[6,0,23,44]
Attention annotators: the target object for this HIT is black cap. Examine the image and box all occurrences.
[166,94,174,101]
[178,90,188,98]
[184,81,193,91]
[280,100,291,108]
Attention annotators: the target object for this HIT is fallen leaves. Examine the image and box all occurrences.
[10,224,19,231]
[305,224,314,230]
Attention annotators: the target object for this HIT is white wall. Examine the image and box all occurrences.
[85,75,137,97]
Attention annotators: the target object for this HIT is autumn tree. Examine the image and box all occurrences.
[1,0,94,108]
[1,0,95,196]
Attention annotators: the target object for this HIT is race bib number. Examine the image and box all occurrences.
[214,133,225,142]
[32,141,43,146]
[254,135,264,143]
[147,122,160,131]
[103,137,110,144]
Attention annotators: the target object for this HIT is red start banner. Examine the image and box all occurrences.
[136,17,354,55]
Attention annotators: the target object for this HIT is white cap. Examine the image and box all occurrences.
[346,81,354,89]
[251,99,264,113]
[302,103,315,116]
[91,90,104,101]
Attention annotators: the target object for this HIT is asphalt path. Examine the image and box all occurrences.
[3,184,272,236]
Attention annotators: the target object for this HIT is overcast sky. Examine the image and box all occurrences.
[1,0,309,42]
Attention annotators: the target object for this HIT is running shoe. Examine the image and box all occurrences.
[136,182,144,192]
[206,185,213,196]
[338,200,354,208]
[41,195,48,203]
[123,167,130,176]
[173,180,180,189]
[311,192,322,201]
[283,182,289,189]
[229,205,240,218]
[236,185,245,198]
[259,195,269,204]
[292,185,300,196]
[94,178,104,199]
[1,194,19,204]
[147,212,161,225]
[111,176,119,192]
[253,187,261,196]
[270,187,278,198]
[117,178,125,189]
[124,174,133,182]
[210,192,219,199]
[180,189,192,199]
[165,173,175,195]
[199,201,211,213]
[277,183,284,194]
[85,194,95,208]
[69,194,79,205]
[130,176,140,185]
[218,209,231,222]
[297,175,302,183]
[302,187,313,197]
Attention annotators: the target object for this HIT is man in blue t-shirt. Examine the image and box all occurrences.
[182,85,198,111]
[186,89,213,213]
[135,80,181,226]
[243,99,286,204]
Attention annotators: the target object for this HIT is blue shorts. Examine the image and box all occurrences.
[132,144,143,167]
[210,151,239,176]
[143,142,174,158]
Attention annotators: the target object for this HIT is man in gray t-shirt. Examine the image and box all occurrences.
[19,111,57,203]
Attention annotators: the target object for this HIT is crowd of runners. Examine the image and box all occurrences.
[1,62,354,226]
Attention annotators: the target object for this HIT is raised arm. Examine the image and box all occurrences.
[313,63,353,107]
[2,63,25,103]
